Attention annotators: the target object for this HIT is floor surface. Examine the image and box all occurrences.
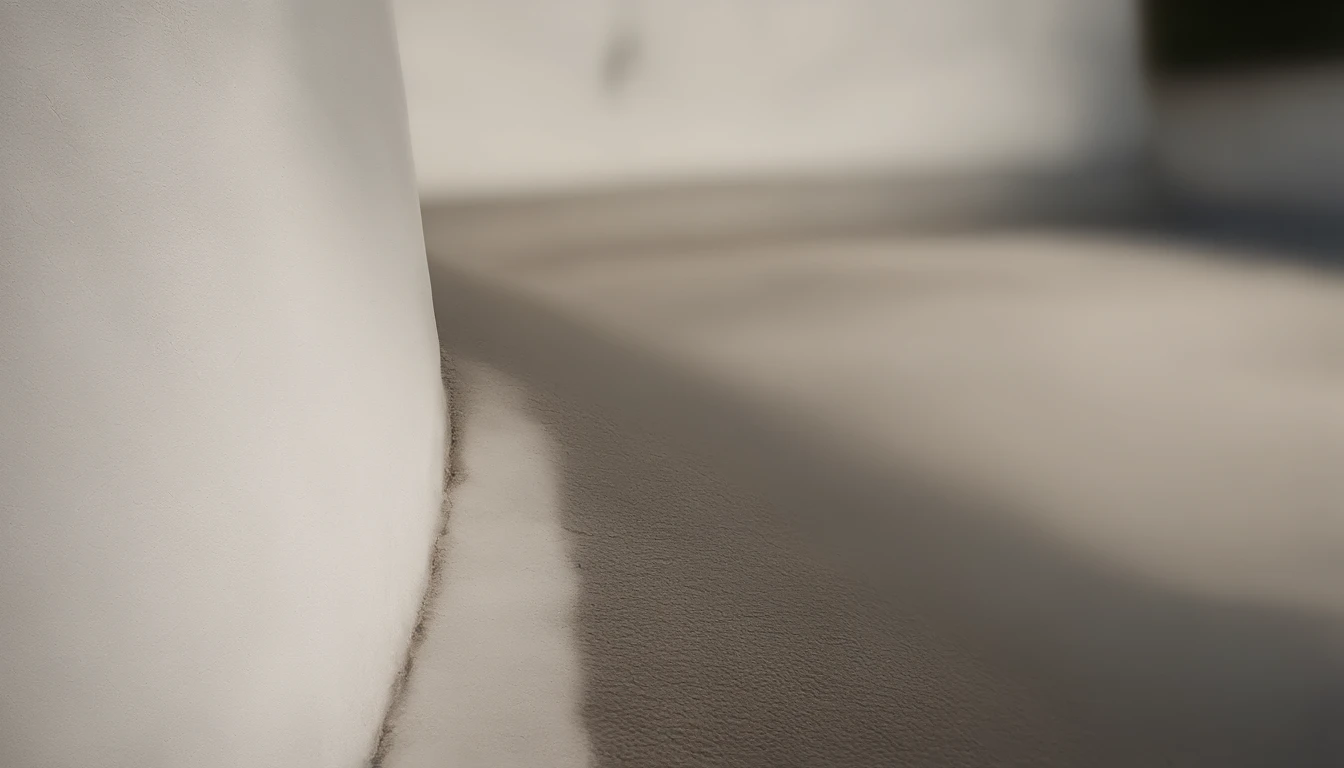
[397,223,1344,767]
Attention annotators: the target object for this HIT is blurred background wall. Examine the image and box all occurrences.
[393,0,1344,224]
[392,0,1149,198]
[1144,1,1344,217]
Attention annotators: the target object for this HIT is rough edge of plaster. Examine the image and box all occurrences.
[369,349,466,767]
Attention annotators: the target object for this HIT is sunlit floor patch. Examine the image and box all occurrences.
[382,362,591,768]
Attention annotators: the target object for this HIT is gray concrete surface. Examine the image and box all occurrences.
[417,218,1344,767]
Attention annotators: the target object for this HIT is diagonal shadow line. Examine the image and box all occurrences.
[428,256,1344,768]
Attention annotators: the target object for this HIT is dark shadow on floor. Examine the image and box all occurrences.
[429,256,1344,768]
[1122,197,1344,273]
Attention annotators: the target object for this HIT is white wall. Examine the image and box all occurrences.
[0,4,444,766]
[393,0,1149,196]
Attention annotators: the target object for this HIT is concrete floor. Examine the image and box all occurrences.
[399,222,1344,767]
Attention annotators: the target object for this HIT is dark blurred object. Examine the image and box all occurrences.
[1146,0,1344,75]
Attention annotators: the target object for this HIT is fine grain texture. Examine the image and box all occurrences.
[425,216,1344,767]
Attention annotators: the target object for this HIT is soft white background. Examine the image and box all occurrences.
[393,0,1150,196]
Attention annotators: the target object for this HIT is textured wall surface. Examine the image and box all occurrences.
[393,0,1149,196]
[0,3,444,766]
